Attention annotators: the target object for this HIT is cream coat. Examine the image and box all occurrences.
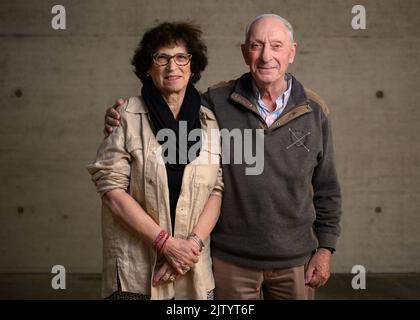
[87,96,223,299]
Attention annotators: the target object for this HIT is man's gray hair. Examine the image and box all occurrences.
[245,14,294,44]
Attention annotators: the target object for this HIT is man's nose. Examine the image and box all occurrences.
[260,45,273,63]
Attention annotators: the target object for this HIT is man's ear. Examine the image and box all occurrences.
[241,44,250,65]
[289,42,297,64]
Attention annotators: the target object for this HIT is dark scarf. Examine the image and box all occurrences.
[141,77,202,230]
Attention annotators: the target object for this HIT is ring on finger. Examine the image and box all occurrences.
[162,273,170,281]
[169,275,176,282]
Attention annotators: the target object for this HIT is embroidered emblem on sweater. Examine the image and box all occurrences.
[286,128,311,152]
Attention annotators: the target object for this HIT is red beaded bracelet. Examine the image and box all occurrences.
[158,233,170,254]
[153,229,166,250]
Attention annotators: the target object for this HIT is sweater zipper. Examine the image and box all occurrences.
[230,92,312,130]
[270,104,312,130]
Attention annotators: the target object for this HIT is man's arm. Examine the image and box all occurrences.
[305,110,342,288]
[105,86,217,134]
[312,112,342,250]
[104,90,213,135]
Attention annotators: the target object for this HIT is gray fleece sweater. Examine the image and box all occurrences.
[202,73,342,269]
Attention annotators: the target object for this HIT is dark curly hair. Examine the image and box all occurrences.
[131,22,208,84]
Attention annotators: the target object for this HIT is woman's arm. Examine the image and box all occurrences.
[153,194,222,286]
[190,194,222,243]
[88,103,199,273]
[162,195,222,275]
[186,156,224,246]
[103,188,200,274]
[102,189,162,244]
[192,166,224,243]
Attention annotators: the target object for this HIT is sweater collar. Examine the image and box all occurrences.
[231,72,309,112]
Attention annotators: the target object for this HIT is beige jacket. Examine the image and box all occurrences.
[87,97,223,300]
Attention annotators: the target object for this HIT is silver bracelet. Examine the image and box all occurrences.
[187,232,204,251]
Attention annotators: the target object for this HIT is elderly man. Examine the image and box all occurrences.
[104,14,342,300]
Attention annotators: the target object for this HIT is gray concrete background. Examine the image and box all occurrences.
[1,0,419,276]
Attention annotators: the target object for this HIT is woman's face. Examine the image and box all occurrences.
[148,42,192,97]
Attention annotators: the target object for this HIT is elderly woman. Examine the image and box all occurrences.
[87,22,223,300]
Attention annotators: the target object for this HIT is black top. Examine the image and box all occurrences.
[142,78,202,231]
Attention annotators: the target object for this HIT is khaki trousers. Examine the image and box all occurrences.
[213,256,315,300]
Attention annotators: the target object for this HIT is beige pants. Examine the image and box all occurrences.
[213,256,315,300]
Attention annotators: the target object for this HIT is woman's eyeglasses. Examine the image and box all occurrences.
[152,53,192,66]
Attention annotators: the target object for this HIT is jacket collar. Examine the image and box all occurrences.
[230,72,309,112]
[126,96,216,121]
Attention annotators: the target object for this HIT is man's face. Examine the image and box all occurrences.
[241,17,297,87]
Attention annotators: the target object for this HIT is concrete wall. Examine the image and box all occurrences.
[1,0,419,273]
